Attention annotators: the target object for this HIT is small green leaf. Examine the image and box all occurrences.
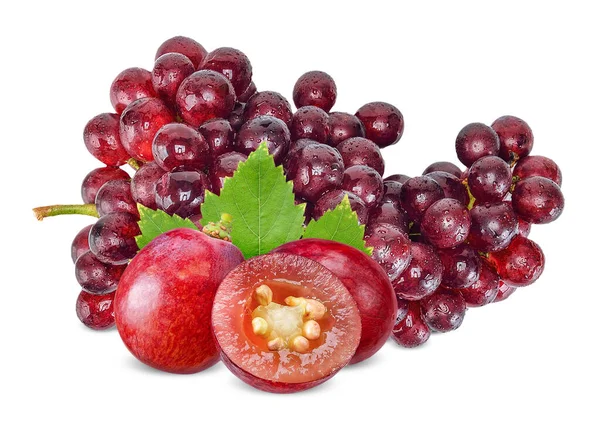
[201,142,306,258]
[303,195,372,255]
[135,204,199,250]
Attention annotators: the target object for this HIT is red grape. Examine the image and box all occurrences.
[176,70,236,127]
[391,301,430,348]
[81,167,130,204]
[459,262,500,307]
[288,144,344,203]
[469,202,518,252]
[512,176,564,224]
[486,235,545,287]
[95,179,138,219]
[467,155,512,202]
[109,67,155,114]
[244,91,293,127]
[76,290,116,330]
[399,176,445,223]
[438,244,482,289]
[421,198,470,249]
[154,170,210,218]
[210,152,247,195]
[313,190,368,225]
[393,242,443,301]
[336,137,385,176]
[327,112,365,146]
[513,155,562,186]
[75,251,126,295]
[364,223,411,281]
[293,70,337,112]
[201,47,252,97]
[152,123,210,172]
[355,101,404,148]
[71,224,93,263]
[290,106,330,143]
[236,116,291,165]
[198,119,235,157]
[421,289,467,332]
[152,52,195,106]
[83,113,129,166]
[155,36,208,69]
[455,123,500,167]
[423,161,462,177]
[89,212,140,265]
[341,165,384,210]
[491,115,534,162]
[119,97,174,162]
[131,161,165,209]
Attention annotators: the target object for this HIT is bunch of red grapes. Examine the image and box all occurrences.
[65,36,563,351]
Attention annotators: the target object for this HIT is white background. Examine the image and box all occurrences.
[2,1,598,424]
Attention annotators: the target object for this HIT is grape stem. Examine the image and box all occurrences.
[32,204,98,221]
[127,158,143,171]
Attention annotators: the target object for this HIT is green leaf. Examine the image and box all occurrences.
[303,195,372,255]
[201,142,306,259]
[135,204,199,250]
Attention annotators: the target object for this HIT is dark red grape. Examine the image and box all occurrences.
[200,47,252,97]
[494,279,517,303]
[210,152,247,195]
[421,198,470,249]
[237,81,257,103]
[109,67,156,114]
[486,235,545,287]
[467,155,512,202]
[119,97,174,162]
[228,102,246,131]
[459,262,500,307]
[313,190,368,225]
[152,123,210,171]
[364,223,411,281]
[393,242,443,301]
[131,161,165,209]
[288,144,344,203]
[342,165,384,210]
[438,244,482,289]
[76,290,116,330]
[95,179,138,219]
[426,171,469,206]
[293,71,337,112]
[421,289,467,332]
[71,224,93,263]
[155,170,210,218]
[236,116,291,165]
[513,155,562,186]
[355,102,404,148]
[75,251,126,294]
[337,137,385,176]
[491,115,534,162]
[327,112,365,146]
[423,161,462,178]
[368,202,409,233]
[517,217,531,237]
[83,113,129,166]
[290,106,330,143]
[81,167,130,204]
[391,301,430,348]
[395,296,410,324]
[155,36,208,69]
[381,180,403,208]
[152,52,195,106]
[244,91,293,127]
[469,202,518,252]
[455,123,500,167]
[385,174,410,184]
[198,119,235,157]
[89,212,140,265]
[512,176,564,224]
[399,176,445,223]
[283,138,320,177]
[176,70,236,127]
